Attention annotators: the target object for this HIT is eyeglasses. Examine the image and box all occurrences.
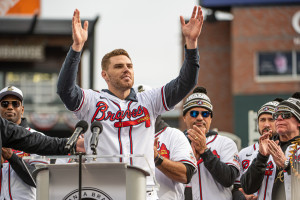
[0,101,21,108]
[272,112,292,120]
[189,110,211,118]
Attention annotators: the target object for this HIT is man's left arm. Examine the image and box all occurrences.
[155,157,194,184]
[201,149,240,187]
[164,6,203,108]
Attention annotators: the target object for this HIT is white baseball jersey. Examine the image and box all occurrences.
[191,134,240,200]
[74,87,171,191]
[234,142,259,185]
[247,145,298,200]
[154,127,197,200]
[0,128,49,200]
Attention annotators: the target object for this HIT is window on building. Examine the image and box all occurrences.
[256,51,299,81]
[5,72,59,104]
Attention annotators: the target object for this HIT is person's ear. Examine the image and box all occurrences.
[101,71,108,82]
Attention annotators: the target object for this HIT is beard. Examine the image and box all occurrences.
[108,74,134,91]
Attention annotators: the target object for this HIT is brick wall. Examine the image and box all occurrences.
[232,5,300,95]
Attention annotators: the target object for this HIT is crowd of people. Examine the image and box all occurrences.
[0,5,299,200]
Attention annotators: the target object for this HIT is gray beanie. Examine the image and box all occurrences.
[275,92,300,122]
[257,98,284,119]
[183,87,213,116]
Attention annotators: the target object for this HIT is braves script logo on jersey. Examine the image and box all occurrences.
[91,102,151,128]
[63,187,113,200]
[158,143,170,159]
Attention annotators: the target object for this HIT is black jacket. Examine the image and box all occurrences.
[1,117,69,156]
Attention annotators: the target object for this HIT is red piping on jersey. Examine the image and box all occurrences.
[206,134,217,145]
[197,164,203,200]
[161,87,169,111]
[253,143,256,151]
[112,100,123,162]
[8,164,13,200]
[74,89,85,112]
[128,101,133,165]
[155,127,167,138]
[263,175,270,200]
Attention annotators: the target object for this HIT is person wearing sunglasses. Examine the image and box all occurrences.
[182,86,240,200]
[232,98,283,200]
[241,92,300,200]
[0,86,84,200]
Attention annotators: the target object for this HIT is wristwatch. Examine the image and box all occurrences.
[154,154,164,167]
[283,159,290,170]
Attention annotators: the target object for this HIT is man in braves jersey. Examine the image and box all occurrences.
[233,98,283,200]
[0,86,51,200]
[182,86,240,200]
[57,6,203,200]
[241,92,300,200]
[154,116,197,200]
[135,84,197,200]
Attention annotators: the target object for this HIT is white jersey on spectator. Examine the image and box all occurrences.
[155,127,196,200]
[191,134,240,200]
[0,128,49,200]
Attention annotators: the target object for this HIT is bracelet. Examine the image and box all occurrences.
[155,154,164,167]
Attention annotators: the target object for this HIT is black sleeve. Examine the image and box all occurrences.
[201,149,239,187]
[1,118,69,155]
[164,47,200,108]
[241,152,269,194]
[7,153,36,187]
[183,163,196,184]
[57,48,83,111]
[232,184,246,200]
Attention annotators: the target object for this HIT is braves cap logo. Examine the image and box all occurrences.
[197,101,203,105]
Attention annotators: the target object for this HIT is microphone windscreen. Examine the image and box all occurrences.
[75,120,89,133]
[91,121,103,133]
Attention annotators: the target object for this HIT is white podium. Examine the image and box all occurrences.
[29,155,156,200]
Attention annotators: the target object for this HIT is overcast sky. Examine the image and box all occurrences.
[41,0,198,90]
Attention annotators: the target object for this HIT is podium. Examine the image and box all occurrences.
[29,155,157,200]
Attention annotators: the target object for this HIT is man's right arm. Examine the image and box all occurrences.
[57,9,88,111]
[57,48,82,111]
[241,152,269,194]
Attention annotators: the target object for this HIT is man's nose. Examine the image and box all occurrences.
[196,113,203,120]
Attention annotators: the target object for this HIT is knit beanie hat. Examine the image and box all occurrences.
[257,98,284,119]
[275,92,300,122]
[183,87,213,116]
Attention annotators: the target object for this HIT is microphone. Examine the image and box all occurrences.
[90,121,103,155]
[65,120,88,151]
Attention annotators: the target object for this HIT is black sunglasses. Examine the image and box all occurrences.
[190,110,211,118]
[0,101,21,108]
[272,112,292,120]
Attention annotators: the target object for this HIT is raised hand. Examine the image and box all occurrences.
[259,132,271,156]
[180,6,204,49]
[72,9,89,52]
[268,140,286,168]
[188,125,207,160]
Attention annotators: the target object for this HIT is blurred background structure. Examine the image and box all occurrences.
[0,0,299,148]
